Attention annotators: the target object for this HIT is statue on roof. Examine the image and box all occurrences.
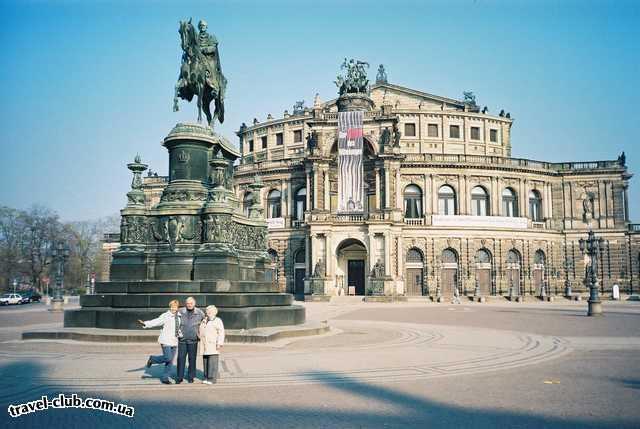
[335,58,370,95]
[173,18,227,126]
[376,64,387,84]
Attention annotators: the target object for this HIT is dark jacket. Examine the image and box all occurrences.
[177,307,205,343]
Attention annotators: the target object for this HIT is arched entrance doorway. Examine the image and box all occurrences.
[440,248,458,297]
[336,239,367,295]
[405,248,425,296]
[506,249,522,296]
[293,248,306,296]
[533,249,546,296]
[475,248,492,295]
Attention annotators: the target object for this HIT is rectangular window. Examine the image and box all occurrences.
[404,123,416,137]
[490,129,498,142]
[293,130,302,143]
[449,125,460,139]
[427,124,438,137]
[276,132,283,146]
[261,136,267,149]
[470,126,480,140]
[248,140,254,152]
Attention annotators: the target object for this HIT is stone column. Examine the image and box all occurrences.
[304,233,311,277]
[395,168,402,209]
[431,174,438,215]
[385,167,391,209]
[624,185,630,222]
[305,170,311,211]
[375,168,381,210]
[424,174,430,216]
[324,169,330,210]
[313,168,319,210]
[384,233,391,276]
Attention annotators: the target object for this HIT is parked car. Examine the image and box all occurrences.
[0,294,24,305]
[20,290,42,303]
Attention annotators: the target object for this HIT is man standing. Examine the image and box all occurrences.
[175,296,205,384]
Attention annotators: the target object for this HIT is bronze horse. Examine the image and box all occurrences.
[173,19,225,126]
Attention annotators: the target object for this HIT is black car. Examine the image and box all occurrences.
[20,290,42,303]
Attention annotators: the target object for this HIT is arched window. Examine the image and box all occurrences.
[438,185,457,215]
[407,248,424,263]
[295,249,306,264]
[529,190,543,222]
[243,192,253,217]
[502,188,518,217]
[471,186,489,216]
[267,189,281,218]
[293,187,307,221]
[404,185,423,218]
[507,249,521,266]
[475,248,492,264]
[442,248,458,264]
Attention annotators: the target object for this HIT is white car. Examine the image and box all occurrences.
[0,294,23,305]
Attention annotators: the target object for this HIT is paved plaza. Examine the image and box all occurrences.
[1,299,639,428]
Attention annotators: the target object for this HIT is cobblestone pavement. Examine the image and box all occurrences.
[1,300,639,428]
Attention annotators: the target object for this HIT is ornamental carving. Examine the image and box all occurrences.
[160,189,208,203]
[121,216,147,244]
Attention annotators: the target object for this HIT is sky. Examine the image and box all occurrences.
[0,0,638,222]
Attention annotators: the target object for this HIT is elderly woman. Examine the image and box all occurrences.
[198,305,225,384]
[138,299,180,384]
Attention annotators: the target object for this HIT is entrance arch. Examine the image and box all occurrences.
[293,248,306,296]
[506,249,522,296]
[440,248,459,297]
[336,238,367,295]
[475,248,493,295]
[405,247,425,296]
[533,249,546,296]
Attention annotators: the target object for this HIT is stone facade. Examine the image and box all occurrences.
[103,82,638,298]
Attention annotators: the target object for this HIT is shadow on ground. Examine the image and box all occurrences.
[0,361,637,429]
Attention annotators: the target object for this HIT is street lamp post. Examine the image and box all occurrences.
[563,256,574,298]
[579,230,605,316]
[435,256,442,302]
[49,242,70,312]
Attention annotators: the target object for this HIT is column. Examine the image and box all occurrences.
[431,174,437,215]
[457,175,464,214]
[313,168,318,210]
[624,185,630,222]
[280,179,286,219]
[424,174,430,216]
[384,233,391,276]
[375,168,381,210]
[395,167,402,209]
[304,233,311,277]
[305,170,311,211]
[384,166,390,208]
[287,179,293,218]
[324,168,330,211]
[325,233,333,277]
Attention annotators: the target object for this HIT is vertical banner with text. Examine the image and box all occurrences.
[337,111,364,213]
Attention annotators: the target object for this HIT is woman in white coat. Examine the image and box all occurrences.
[199,305,225,384]
[138,299,180,384]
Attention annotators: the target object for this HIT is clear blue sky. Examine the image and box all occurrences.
[1,0,638,222]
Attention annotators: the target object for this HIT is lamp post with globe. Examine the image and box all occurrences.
[49,242,70,312]
[579,230,605,316]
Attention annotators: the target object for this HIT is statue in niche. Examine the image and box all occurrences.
[313,259,325,278]
[392,122,401,147]
[371,259,385,278]
[379,127,391,148]
[582,192,596,224]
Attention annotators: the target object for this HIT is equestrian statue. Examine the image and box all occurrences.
[173,19,227,126]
